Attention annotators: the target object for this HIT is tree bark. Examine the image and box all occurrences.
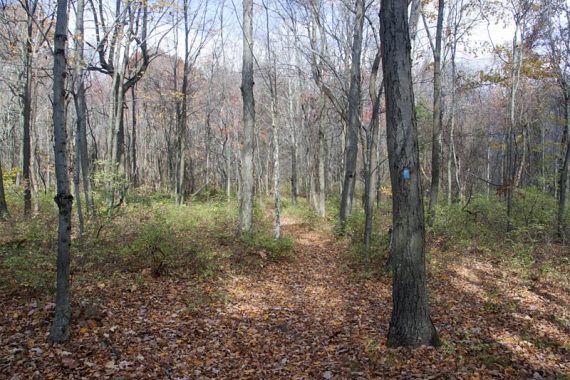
[22,0,36,216]
[364,51,383,253]
[49,0,72,343]
[0,156,9,219]
[238,0,255,234]
[74,0,94,217]
[558,91,570,238]
[131,85,138,187]
[380,0,439,348]
[339,0,364,228]
[427,0,444,225]
[507,14,525,231]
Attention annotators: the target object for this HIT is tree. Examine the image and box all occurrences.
[49,0,72,343]
[543,0,570,238]
[238,0,255,234]
[89,0,151,206]
[339,0,365,229]
[72,0,93,235]
[380,0,439,347]
[262,0,282,239]
[0,157,9,219]
[426,0,445,224]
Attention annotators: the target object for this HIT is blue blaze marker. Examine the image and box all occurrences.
[402,168,411,180]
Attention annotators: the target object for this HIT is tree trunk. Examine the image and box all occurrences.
[272,100,281,239]
[0,156,9,219]
[238,0,255,234]
[339,0,364,228]
[288,78,298,204]
[131,85,138,187]
[364,52,382,253]
[74,118,85,236]
[507,19,524,231]
[50,0,72,343]
[318,121,326,217]
[74,0,94,217]
[380,0,439,348]
[427,0,444,225]
[22,3,35,216]
[558,92,570,238]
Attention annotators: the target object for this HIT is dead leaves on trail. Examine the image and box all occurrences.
[1,216,569,379]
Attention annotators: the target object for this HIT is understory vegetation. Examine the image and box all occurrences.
[1,183,569,378]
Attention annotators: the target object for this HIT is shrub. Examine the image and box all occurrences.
[1,250,55,292]
[240,230,294,261]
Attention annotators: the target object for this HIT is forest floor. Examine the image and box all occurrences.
[1,206,569,379]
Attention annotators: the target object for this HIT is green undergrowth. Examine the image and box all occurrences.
[340,187,570,281]
[429,188,570,281]
[0,188,294,295]
[342,200,393,277]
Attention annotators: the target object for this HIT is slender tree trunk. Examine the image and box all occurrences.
[272,100,281,239]
[380,0,439,347]
[318,121,326,217]
[408,0,421,51]
[238,0,255,234]
[78,84,94,216]
[22,3,35,216]
[73,0,89,232]
[50,0,72,343]
[558,92,570,238]
[339,0,364,228]
[364,53,382,253]
[507,20,523,231]
[0,156,9,219]
[288,78,298,204]
[74,119,85,236]
[428,0,444,225]
[131,85,138,187]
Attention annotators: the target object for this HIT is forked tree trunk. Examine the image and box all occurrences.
[50,0,72,343]
[380,0,439,348]
[238,0,255,234]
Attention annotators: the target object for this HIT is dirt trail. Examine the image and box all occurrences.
[211,216,389,378]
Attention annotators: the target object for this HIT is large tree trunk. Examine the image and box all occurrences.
[238,0,255,234]
[427,0,444,225]
[339,0,364,228]
[49,0,72,343]
[380,0,439,348]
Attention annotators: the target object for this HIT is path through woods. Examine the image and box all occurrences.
[1,213,569,379]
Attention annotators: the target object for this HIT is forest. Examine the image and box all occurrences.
[0,0,569,378]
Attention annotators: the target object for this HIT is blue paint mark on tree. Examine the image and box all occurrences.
[402,168,411,180]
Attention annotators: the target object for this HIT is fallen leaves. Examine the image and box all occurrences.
[0,215,569,379]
